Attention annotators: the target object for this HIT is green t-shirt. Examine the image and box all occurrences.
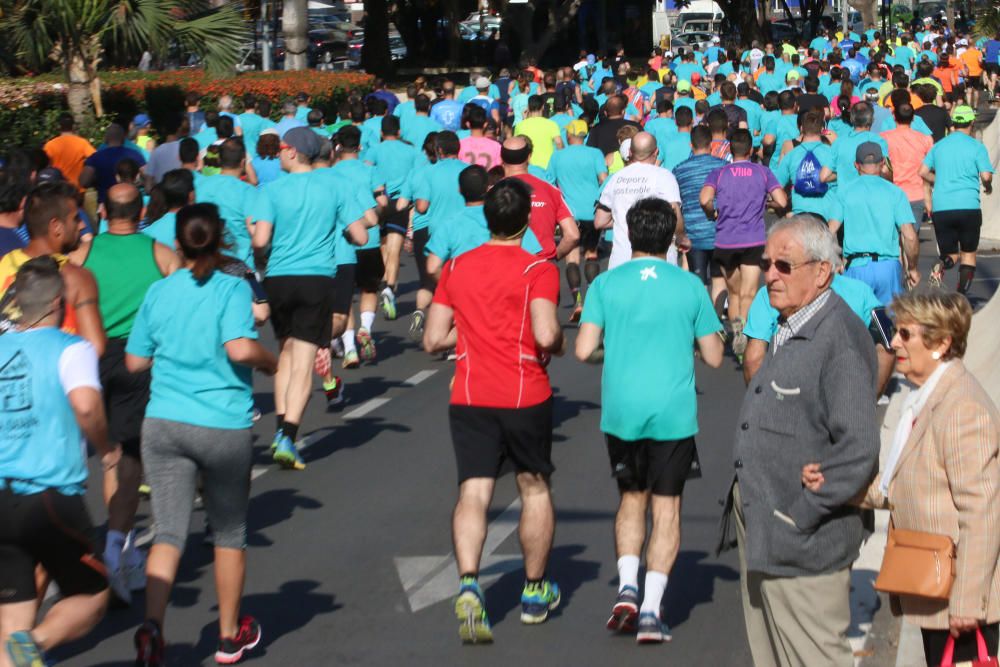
[581,257,721,441]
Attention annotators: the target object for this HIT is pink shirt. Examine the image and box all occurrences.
[459,136,502,170]
[881,125,933,201]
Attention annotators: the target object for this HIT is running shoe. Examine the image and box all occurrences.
[569,292,583,324]
[215,615,262,665]
[251,407,262,423]
[356,328,376,362]
[928,261,944,287]
[134,620,165,667]
[636,611,672,644]
[409,309,425,343]
[520,580,561,624]
[272,435,305,470]
[731,318,747,358]
[5,631,45,667]
[331,337,345,359]
[138,482,151,497]
[323,377,344,407]
[454,579,493,644]
[269,430,282,452]
[342,349,360,369]
[380,288,397,320]
[606,585,640,633]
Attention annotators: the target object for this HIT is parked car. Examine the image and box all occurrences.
[672,31,715,52]
[769,21,800,43]
[347,35,408,67]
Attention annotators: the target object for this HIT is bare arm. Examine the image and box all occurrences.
[901,223,920,287]
[743,338,768,384]
[68,386,113,458]
[415,199,430,214]
[820,166,837,183]
[426,253,445,281]
[250,219,273,251]
[919,163,935,184]
[66,266,106,357]
[699,185,717,220]
[574,322,603,362]
[125,353,152,373]
[594,206,613,230]
[346,219,369,246]
[697,331,724,368]
[768,186,789,213]
[423,302,456,354]
[79,166,97,189]
[554,216,579,260]
[224,338,278,374]
[982,171,993,195]
[153,242,181,275]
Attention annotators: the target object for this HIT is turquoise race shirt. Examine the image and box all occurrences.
[412,158,468,235]
[141,211,177,249]
[775,141,836,219]
[367,138,421,197]
[127,270,258,429]
[196,174,259,267]
[744,274,881,341]
[828,175,914,258]
[314,159,381,261]
[424,205,542,260]
[546,145,607,222]
[581,257,721,441]
[924,132,994,212]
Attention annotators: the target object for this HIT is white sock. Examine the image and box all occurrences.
[617,555,640,592]
[640,571,668,616]
[342,329,357,353]
[105,530,126,570]
[360,311,375,332]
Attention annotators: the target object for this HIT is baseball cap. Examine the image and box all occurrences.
[786,70,800,81]
[566,120,589,137]
[677,80,692,93]
[475,76,491,90]
[855,141,884,164]
[133,113,151,128]
[36,167,65,183]
[691,72,701,85]
[951,105,976,124]
[711,36,721,44]
[282,126,321,160]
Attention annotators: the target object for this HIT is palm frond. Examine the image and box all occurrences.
[172,2,249,75]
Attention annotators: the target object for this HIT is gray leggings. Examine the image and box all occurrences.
[141,418,252,551]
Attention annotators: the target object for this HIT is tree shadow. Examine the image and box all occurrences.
[245,488,324,548]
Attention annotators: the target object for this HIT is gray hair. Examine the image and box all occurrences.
[768,215,843,268]
[218,94,234,111]
[282,100,297,116]
[850,101,874,129]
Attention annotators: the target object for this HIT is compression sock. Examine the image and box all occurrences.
[360,310,376,332]
[958,264,976,294]
[941,255,956,270]
[617,555,640,593]
[584,259,601,284]
[342,329,357,354]
[639,571,668,616]
[276,414,284,433]
[282,421,299,443]
[566,262,582,292]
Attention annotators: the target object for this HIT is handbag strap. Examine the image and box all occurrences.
[939,627,990,666]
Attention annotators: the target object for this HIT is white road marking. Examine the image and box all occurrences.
[343,397,392,420]
[403,369,437,386]
[395,498,523,612]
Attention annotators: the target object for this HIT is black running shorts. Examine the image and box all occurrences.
[411,228,435,291]
[0,488,107,603]
[99,338,150,459]
[577,219,601,253]
[264,275,335,347]
[712,245,765,274]
[449,398,555,484]
[383,198,409,236]
[331,264,356,315]
[355,248,385,293]
[605,435,701,496]
[932,209,982,255]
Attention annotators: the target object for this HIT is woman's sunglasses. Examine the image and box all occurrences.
[758,258,819,274]
[896,326,917,342]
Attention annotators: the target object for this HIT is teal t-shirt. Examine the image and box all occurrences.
[195,174,258,267]
[412,158,469,234]
[547,145,607,222]
[735,99,763,147]
[924,132,994,212]
[317,159,381,260]
[775,140,835,219]
[238,112,269,158]
[401,115,443,151]
[645,116,678,156]
[424,205,542,260]
[367,138,421,198]
[256,170,366,277]
[764,114,800,169]
[127,270,258,429]
[142,211,177,249]
[831,130,888,190]
[828,175,915,258]
[581,257,722,441]
[660,132,692,170]
[744,274,882,342]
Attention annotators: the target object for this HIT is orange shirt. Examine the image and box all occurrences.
[932,65,959,93]
[961,48,983,77]
[881,126,933,201]
[43,134,95,189]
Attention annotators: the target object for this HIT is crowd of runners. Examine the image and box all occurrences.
[0,13,998,667]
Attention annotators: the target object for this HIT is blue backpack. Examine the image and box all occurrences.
[793,148,828,197]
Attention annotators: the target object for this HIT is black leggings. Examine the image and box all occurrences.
[921,623,999,667]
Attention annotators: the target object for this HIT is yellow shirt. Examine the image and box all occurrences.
[0,250,77,333]
[514,116,562,169]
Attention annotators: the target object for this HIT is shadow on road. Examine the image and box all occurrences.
[246,488,324,548]
[662,550,740,629]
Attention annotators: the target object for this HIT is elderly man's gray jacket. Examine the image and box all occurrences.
[732,292,879,577]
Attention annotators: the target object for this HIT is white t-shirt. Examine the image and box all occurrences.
[59,340,101,395]
[599,162,681,270]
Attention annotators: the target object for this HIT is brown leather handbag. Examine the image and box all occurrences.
[874,521,956,600]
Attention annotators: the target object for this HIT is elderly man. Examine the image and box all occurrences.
[723,216,878,667]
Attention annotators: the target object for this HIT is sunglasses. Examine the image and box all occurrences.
[897,326,918,342]
[279,143,292,151]
[759,258,819,274]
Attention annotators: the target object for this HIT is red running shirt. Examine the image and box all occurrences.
[433,244,560,408]
[508,173,573,260]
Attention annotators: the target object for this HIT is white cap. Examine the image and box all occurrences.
[475,76,491,89]
[958,38,968,46]
[619,138,632,162]
[711,36,721,44]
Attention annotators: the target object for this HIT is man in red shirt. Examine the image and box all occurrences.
[500,136,579,261]
[424,178,564,644]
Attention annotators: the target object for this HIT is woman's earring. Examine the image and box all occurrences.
[932,351,942,360]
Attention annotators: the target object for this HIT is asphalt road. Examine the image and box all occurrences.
[51,228,999,666]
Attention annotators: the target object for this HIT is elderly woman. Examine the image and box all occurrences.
[804,290,1000,665]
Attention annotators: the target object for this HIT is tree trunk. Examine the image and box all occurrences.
[66,52,94,125]
[848,0,877,29]
[362,0,392,75]
[716,0,766,45]
[945,0,956,32]
[283,0,309,70]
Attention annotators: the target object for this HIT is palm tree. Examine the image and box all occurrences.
[3,0,248,121]
[282,0,309,70]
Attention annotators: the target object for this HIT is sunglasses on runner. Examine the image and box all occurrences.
[758,258,819,274]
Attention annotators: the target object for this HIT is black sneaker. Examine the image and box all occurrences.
[134,620,164,666]
[215,615,261,664]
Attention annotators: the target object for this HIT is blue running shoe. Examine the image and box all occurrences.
[636,611,671,643]
[269,430,281,452]
[5,631,45,667]
[454,579,493,644]
[606,585,640,633]
[520,580,561,624]
[272,435,305,470]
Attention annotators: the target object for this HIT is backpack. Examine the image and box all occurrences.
[793,148,828,197]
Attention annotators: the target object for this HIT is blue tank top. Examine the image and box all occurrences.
[0,328,87,495]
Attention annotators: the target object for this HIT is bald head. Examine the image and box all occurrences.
[630,132,657,162]
[501,136,532,169]
[604,95,626,118]
[105,183,142,224]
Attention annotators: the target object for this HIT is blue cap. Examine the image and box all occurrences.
[587,54,596,65]
[133,113,151,128]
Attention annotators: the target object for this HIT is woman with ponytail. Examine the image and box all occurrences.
[125,203,277,666]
